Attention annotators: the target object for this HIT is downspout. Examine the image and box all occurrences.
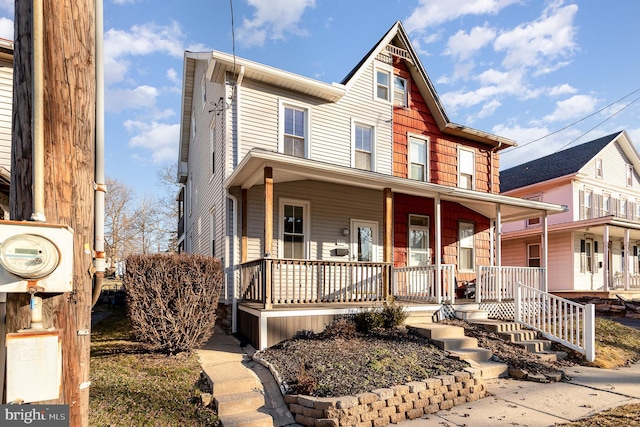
[226,191,238,333]
[91,0,106,307]
[31,0,45,222]
[235,65,244,165]
[489,141,502,194]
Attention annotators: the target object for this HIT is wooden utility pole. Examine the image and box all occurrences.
[8,1,95,426]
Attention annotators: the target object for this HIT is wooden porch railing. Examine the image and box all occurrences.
[392,264,456,303]
[476,266,545,302]
[611,273,640,289]
[240,258,391,308]
[515,282,595,362]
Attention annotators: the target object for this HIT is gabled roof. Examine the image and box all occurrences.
[500,131,630,192]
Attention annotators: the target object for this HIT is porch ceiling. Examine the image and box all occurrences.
[225,149,566,222]
[503,216,640,241]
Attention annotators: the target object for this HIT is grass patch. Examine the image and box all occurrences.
[90,306,219,427]
[591,318,640,368]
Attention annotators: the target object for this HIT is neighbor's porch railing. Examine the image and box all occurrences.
[475,266,545,302]
[611,273,640,290]
[392,264,456,303]
[515,282,595,362]
[240,258,391,308]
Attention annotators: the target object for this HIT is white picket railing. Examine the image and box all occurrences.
[515,282,595,362]
[476,266,545,302]
[393,264,456,303]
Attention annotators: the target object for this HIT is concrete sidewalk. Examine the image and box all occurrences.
[397,363,640,426]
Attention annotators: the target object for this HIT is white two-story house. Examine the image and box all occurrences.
[177,22,567,350]
[501,131,640,297]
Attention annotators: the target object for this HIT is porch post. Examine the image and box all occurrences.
[435,194,442,303]
[242,189,248,263]
[496,204,502,302]
[383,188,393,299]
[264,167,273,309]
[542,210,548,292]
[625,228,630,290]
[603,225,610,291]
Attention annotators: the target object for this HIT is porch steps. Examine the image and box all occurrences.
[409,323,508,379]
[470,319,565,361]
[454,304,489,321]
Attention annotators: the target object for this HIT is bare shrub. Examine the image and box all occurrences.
[123,253,223,354]
[321,318,357,340]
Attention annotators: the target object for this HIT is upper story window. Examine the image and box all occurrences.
[394,76,407,107]
[595,158,603,179]
[528,243,541,267]
[458,148,475,190]
[582,190,592,219]
[627,164,634,187]
[408,215,430,266]
[280,101,310,158]
[409,135,428,181]
[603,194,610,216]
[527,195,542,227]
[376,69,391,102]
[353,121,375,171]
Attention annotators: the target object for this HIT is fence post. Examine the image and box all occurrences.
[585,303,596,362]
[264,259,272,310]
[514,282,521,323]
[475,266,481,303]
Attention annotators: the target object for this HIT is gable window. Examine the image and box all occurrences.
[627,164,634,187]
[528,243,541,267]
[458,221,475,271]
[281,103,309,158]
[408,215,430,266]
[458,148,475,189]
[409,136,428,181]
[353,122,375,171]
[394,76,407,107]
[280,200,309,259]
[595,158,603,178]
[376,69,391,102]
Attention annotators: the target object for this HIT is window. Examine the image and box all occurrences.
[595,158,603,178]
[627,164,634,187]
[621,199,627,218]
[458,148,475,189]
[279,101,310,158]
[209,209,215,257]
[528,243,541,267]
[580,238,594,273]
[209,118,216,177]
[580,190,592,219]
[190,111,196,141]
[408,215,430,266]
[409,136,428,181]
[604,194,610,216]
[376,69,391,101]
[394,76,407,107]
[527,195,542,227]
[280,200,309,259]
[353,123,374,171]
[201,75,207,109]
[458,221,474,271]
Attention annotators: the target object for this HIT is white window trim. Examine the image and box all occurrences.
[351,218,379,262]
[458,221,475,272]
[351,118,376,171]
[209,117,216,182]
[209,208,216,257]
[595,158,603,179]
[408,133,429,182]
[408,214,430,266]
[458,147,476,190]
[627,164,634,187]
[278,99,311,159]
[278,198,311,259]
[373,63,393,104]
[394,75,408,107]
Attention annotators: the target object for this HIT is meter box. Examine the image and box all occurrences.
[0,220,73,292]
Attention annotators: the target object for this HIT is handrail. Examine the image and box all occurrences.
[392,264,456,303]
[515,281,595,362]
[476,266,545,302]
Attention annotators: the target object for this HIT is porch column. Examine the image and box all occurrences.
[496,204,502,302]
[264,167,273,310]
[383,188,393,299]
[625,228,630,290]
[435,194,442,303]
[603,225,610,291]
[542,211,548,292]
[242,189,248,263]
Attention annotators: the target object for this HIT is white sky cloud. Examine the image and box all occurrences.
[445,25,496,61]
[405,0,519,33]
[543,94,598,122]
[106,85,159,113]
[549,84,577,96]
[125,121,179,163]
[237,0,315,47]
[166,68,180,85]
[0,17,12,40]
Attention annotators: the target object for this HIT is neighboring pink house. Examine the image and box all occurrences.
[501,130,640,297]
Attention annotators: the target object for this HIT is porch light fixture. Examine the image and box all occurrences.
[341,228,349,235]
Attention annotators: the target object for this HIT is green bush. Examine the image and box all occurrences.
[123,253,223,354]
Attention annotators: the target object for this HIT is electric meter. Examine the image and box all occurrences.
[0,220,73,292]
[0,234,61,279]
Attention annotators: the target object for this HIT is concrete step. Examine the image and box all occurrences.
[411,323,466,340]
[432,336,479,351]
[465,360,509,379]
[220,411,273,427]
[215,391,265,417]
[470,319,522,332]
[497,330,538,343]
[455,309,489,321]
[204,363,262,396]
[448,347,493,363]
[515,339,552,353]
[405,311,438,325]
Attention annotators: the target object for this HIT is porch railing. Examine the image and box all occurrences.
[392,264,456,303]
[476,266,545,302]
[611,273,640,289]
[515,282,595,362]
[240,258,390,307]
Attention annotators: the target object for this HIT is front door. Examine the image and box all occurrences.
[351,220,378,300]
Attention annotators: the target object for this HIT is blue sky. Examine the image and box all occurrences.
[0,0,639,200]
